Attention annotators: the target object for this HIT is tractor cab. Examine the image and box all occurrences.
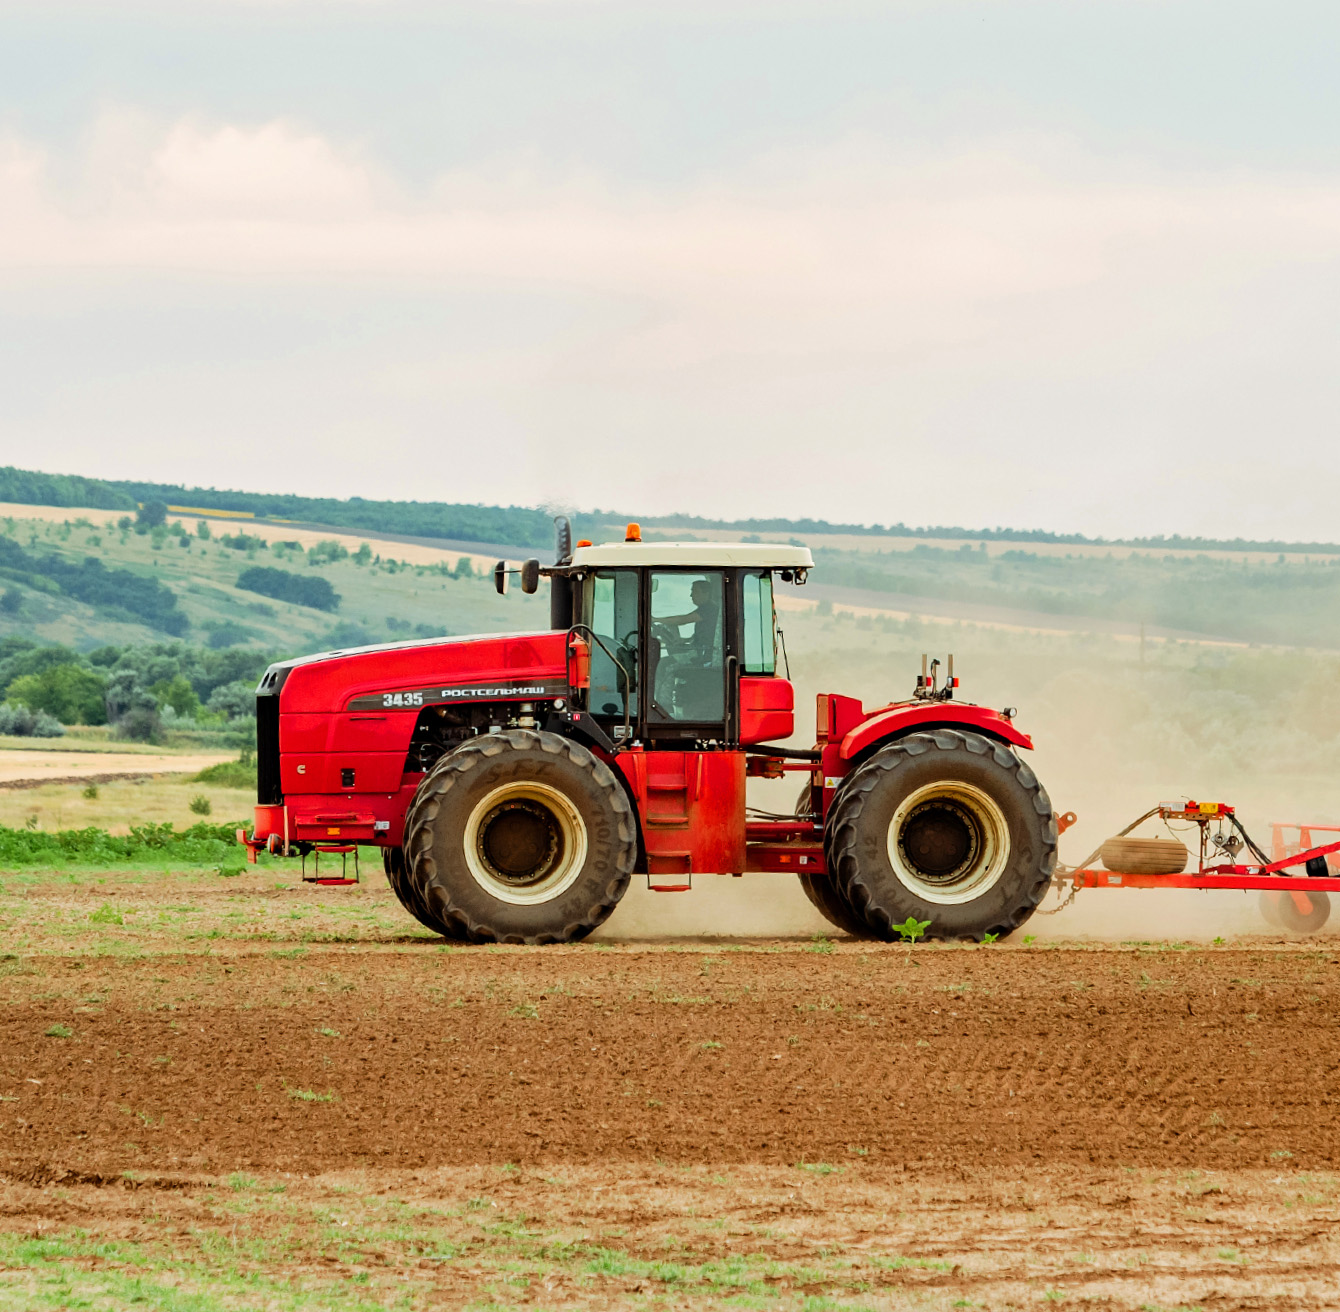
[549,529,811,751]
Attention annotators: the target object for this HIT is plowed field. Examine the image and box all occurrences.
[2,865,1340,1308]
[4,945,1340,1175]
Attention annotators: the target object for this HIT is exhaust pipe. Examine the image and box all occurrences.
[551,515,575,629]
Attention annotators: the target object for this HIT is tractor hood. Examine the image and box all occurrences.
[257,630,570,715]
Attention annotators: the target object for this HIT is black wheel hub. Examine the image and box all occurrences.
[477,801,563,886]
[898,800,981,884]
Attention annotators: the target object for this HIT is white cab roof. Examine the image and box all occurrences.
[570,540,814,569]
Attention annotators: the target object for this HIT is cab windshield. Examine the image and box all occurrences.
[648,571,724,722]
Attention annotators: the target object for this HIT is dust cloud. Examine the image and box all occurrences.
[596,606,1340,943]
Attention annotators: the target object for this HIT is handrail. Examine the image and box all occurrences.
[566,623,633,748]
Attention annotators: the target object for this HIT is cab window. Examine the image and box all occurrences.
[648,571,725,722]
[741,571,775,675]
[582,570,639,718]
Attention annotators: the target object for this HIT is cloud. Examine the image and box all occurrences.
[4,111,1340,533]
[7,115,1339,333]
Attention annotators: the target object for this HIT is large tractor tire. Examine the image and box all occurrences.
[402,729,636,944]
[824,729,1056,942]
[382,845,467,937]
[792,782,872,937]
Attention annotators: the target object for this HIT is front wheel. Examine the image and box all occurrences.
[824,729,1056,942]
[383,845,467,938]
[402,729,636,944]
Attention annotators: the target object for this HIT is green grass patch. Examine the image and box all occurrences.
[0,820,247,869]
[193,758,258,789]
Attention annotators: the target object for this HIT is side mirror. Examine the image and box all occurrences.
[493,560,509,595]
[520,559,540,594]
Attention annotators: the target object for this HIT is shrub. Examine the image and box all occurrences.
[135,500,168,530]
[149,674,200,719]
[113,705,161,743]
[206,681,256,721]
[203,621,255,649]
[194,757,257,789]
[307,540,349,565]
[0,702,65,738]
[237,566,339,613]
[189,795,212,816]
[5,663,107,724]
[219,531,267,552]
[0,587,21,614]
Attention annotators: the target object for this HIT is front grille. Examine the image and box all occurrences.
[256,695,281,805]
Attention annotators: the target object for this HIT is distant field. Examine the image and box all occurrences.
[655,522,1340,563]
[9,498,1340,656]
[0,502,548,655]
[0,773,250,834]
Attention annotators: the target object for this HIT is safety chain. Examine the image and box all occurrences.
[1035,866,1083,916]
[1034,811,1100,917]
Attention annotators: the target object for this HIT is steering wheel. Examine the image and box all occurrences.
[650,621,686,652]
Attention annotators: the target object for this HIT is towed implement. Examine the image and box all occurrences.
[240,519,1057,942]
[1049,804,1340,935]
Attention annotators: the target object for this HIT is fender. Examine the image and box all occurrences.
[840,703,1033,762]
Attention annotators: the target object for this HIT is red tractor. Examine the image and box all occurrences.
[241,520,1056,942]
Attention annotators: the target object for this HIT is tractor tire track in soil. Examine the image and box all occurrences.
[3,943,1338,1178]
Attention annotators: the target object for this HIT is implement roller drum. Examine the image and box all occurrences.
[1099,837,1189,876]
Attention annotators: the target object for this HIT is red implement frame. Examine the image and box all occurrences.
[1065,803,1340,893]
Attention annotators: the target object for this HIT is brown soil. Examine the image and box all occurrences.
[3,1162,1339,1310]
[4,942,1340,1307]
[3,944,1337,1177]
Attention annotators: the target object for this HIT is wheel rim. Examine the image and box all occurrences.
[886,781,1011,905]
[463,782,589,906]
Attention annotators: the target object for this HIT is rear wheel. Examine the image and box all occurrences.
[1258,889,1283,929]
[825,729,1056,942]
[402,729,636,944]
[1278,889,1331,935]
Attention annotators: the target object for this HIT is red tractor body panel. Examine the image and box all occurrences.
[615,748,747,879]
[254,631,571,852]
[839,702,1032,761]
[277,631,568,716]
[739,676,794,745]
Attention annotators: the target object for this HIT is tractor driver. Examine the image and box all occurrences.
[658,579,720,665]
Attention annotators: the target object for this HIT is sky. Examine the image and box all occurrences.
[0,0,1338,538]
